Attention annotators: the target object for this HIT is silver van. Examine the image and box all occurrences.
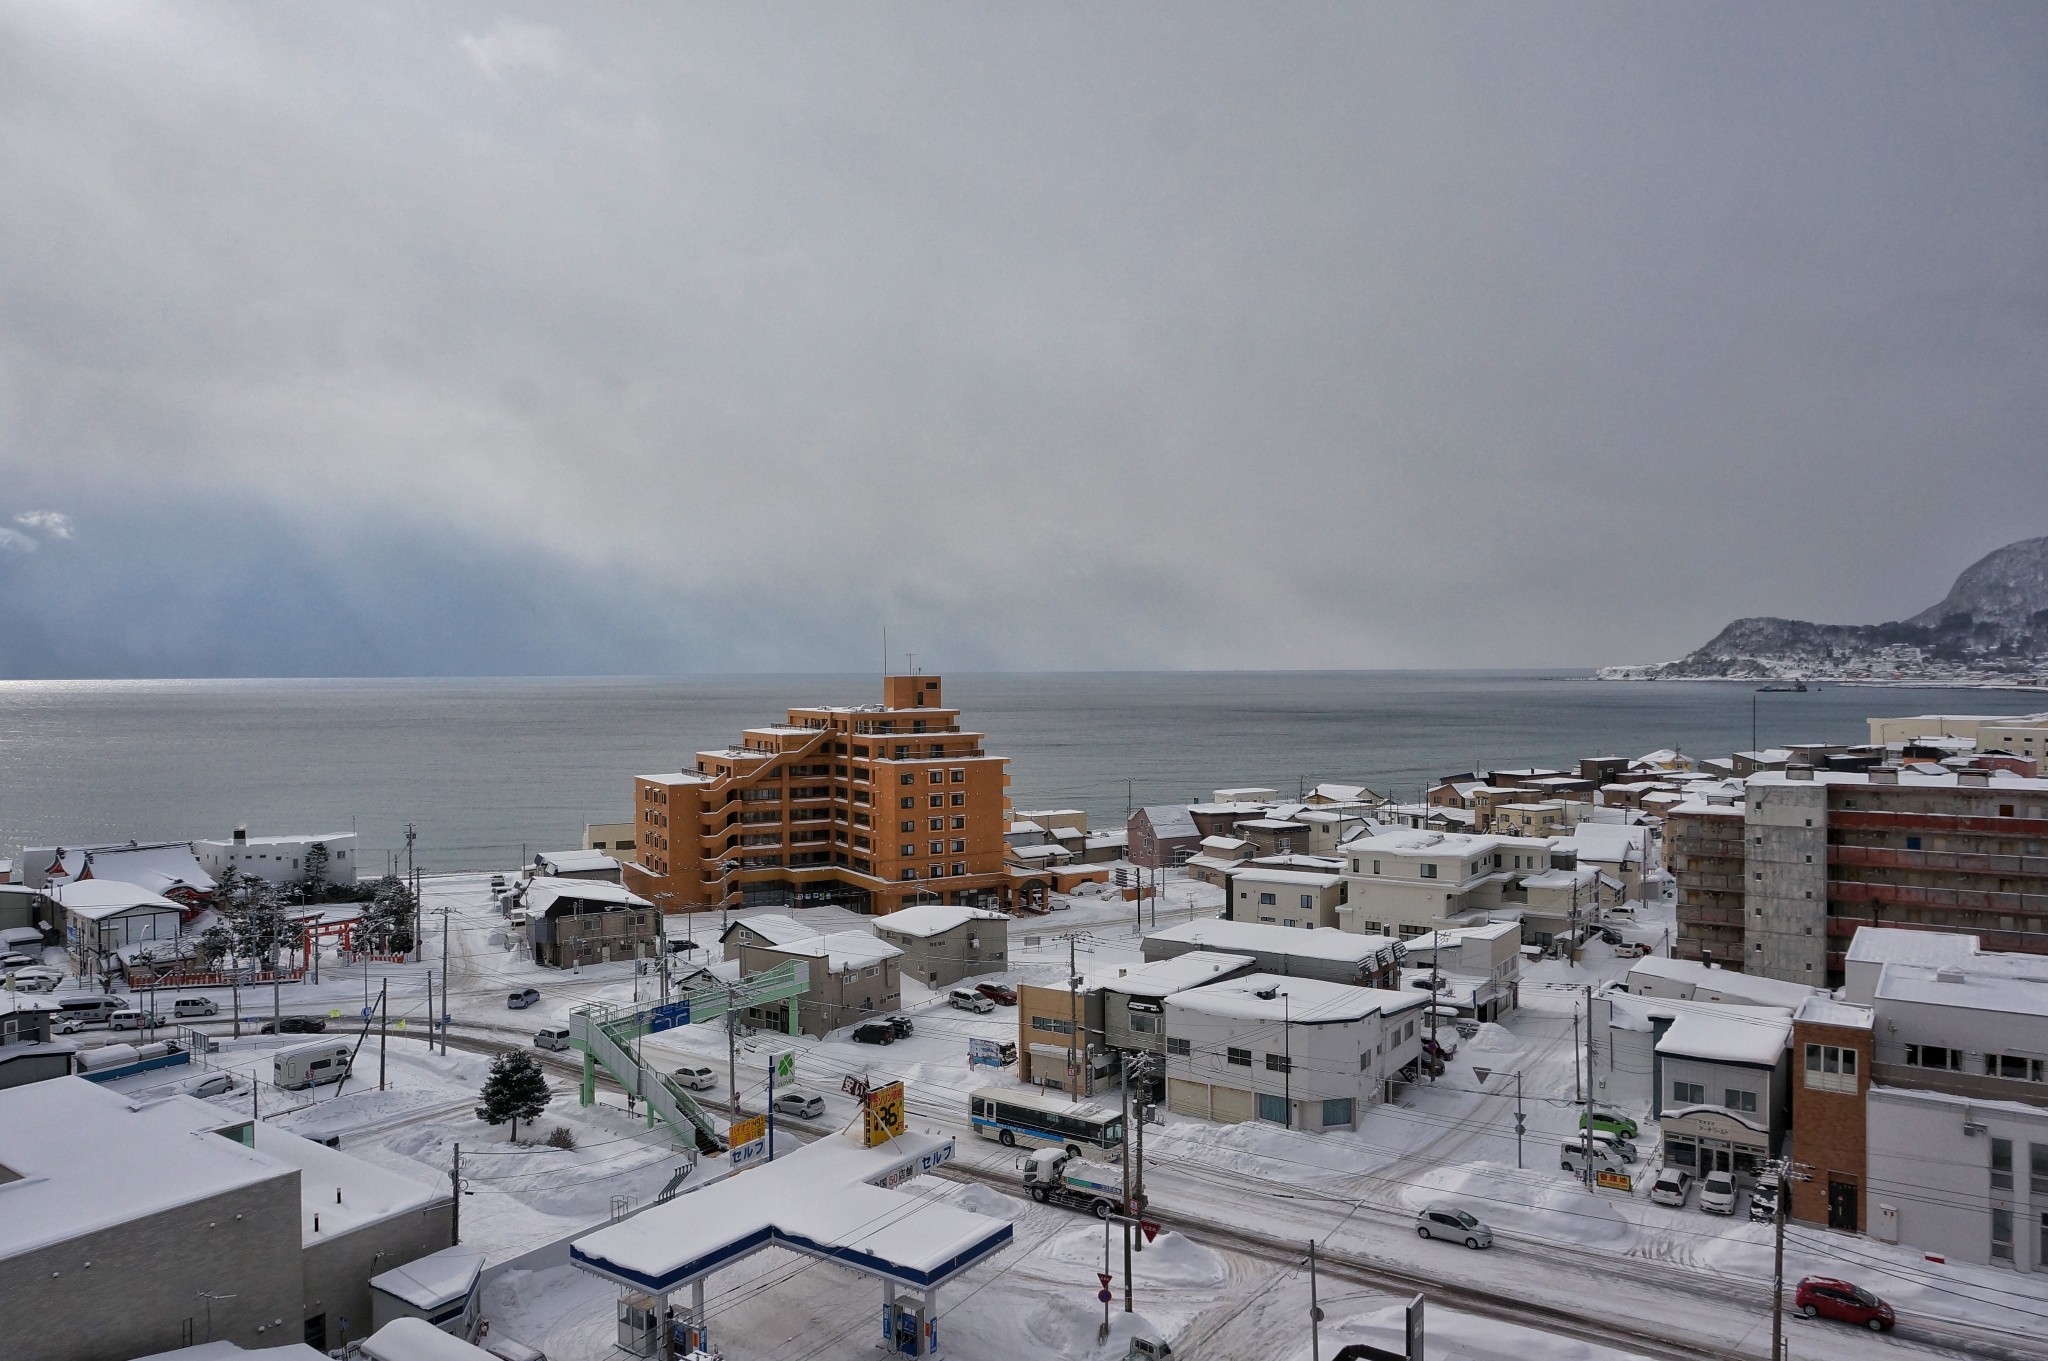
[948,989,995,1014]
[534,1025,572,1051]
[1561,1139,1631,1177]
[172,997,219,1019]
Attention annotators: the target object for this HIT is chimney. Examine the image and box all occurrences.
[1868,768,1899,786]
[1786,767,1814,782]
[1957,771,1991,788]
[233,826,248,845]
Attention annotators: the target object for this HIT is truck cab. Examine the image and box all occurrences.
[1020,1147,1131,1219]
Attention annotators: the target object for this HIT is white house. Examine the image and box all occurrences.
[1336,830,1554,937]
[192,830,359,888]
[53,880,183,980]
[1227,867,1349,929]
[1623,956,1822,1011]
[1163,973,1429,1132]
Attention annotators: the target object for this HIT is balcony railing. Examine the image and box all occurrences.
[1830,844,2048,879]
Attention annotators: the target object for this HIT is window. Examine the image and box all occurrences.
[1226,1047,1252,1067]
[1031,1016,1073,1035]
[1805,1043,1858,1093]
[928,864,943,879]
[900,844,916,857]
[951,768,966,782]
[2032,1144,2048,1198]
[950,793,966,806]
[1258,1093,1289,1124]
[1299,894,1314,910]
[930,794,945,808]
[1673,1081,1706,1106]
[1129,1014,1159,1035]
[900,797,916,810]
[1992,1207,2014,1261]
[899,773,915,785]
[951,863,965,876]
[930,817,944,830]
[1258,892,1277,906]
[1986,1054,2047,1083]
[1360,1052,1373,1070]
[951,840,965,853]
[1992,1138,2014,1192]
[951,816,966,830]
[1372,860,1381,875]
[930,771,944,784]
[1265,1053,1291,1072]
[1724,1088,1758,1114]
[1906,1044,1963,1072]
[901,821,915,833]
[930,841,944,855]
[1906,836,1921,850]
[1420,864,1437,879]
[1166,1036,1191,1056]
[1321,1098,1354,1126]
[900,869,918,881]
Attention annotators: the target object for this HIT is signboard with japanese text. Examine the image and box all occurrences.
[968,1038,1003,1068]
[1595,1169,1634,1193]
[729,1114,767,1167]
[862,1080,906,1147]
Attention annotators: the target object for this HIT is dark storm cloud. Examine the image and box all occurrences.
[0,2,2044,677]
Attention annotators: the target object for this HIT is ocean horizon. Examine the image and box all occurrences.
[4,670,2043,875]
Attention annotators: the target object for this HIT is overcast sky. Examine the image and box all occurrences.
[2,3,2043,677]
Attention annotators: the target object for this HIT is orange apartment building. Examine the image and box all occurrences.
[623,676,1015,917]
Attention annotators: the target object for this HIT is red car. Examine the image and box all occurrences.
[976,982,1018,1006]
[1795,1277,1894,1332]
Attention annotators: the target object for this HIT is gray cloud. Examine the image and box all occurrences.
[13,510,73,539]
[0,4,2044,676]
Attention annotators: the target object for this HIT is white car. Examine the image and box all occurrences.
[772,1089,826,1119]
[1649,1168,1693,1207]
[948,989,995,1014]
[1699,1170,1738,1215]
[1414,1203,1492,1249]
[671,1063,718,1091]
[189,1072,238,1098]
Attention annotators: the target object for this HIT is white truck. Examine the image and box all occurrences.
[1020,1148,1135,1219]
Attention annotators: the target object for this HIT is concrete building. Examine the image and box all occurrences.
[733,932,902,1038]
[0,993,70,1089]
[1163,973,1429,1132]
[717,913,822,961]
[522,878,662,969]
[1867,712,2048,748]
[871,903,1009,988]
[1142,917,1404,989]
[1336,830,1556,938]
[0,1078,450,1360]
[1095,951,1256,1064]
[54,879,184,981]
[1127,805,1203,870]
[1621,956,1822,1011]
[1227,867,1349,929]
[1016,980,1110,1095]
[1396,921,1524,1022]
[625,675,1014,918]
[1685,767,2048,985]
[1666,800,1747,968]
[191,832,357,890]
[1591,990,1791,1182]
[583,821,637,858]
[1788,996,1875,1233]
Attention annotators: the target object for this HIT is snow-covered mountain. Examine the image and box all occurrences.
[1602,535,2048,683]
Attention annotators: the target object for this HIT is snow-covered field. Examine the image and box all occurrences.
[74,873,2048,1359]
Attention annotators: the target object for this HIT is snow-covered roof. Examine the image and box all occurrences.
[0,993,58,1017]
[359,1317,496,1361]
[1007,820,1046,835]
[1310,783,1373,803]
[1875,964,2048,1019]
[1749,767,2048,793]
[1624,956,1821,1010]
[1008,844,1072,862]
[1236,817,1309,831]
[1146,918,1403,966]
[722,913,822,947]
[1519,866,1600,890]
[1340,829,1521,858]
[638,770,714,785]
[872,903,1008,940]
[535,850,620,874]
[196,833,350,849]
[1199,836,1253,852]
[1137,805,1200,838]
[522,877,651,915]
[778,930,902,973]
[134,1342,330,1361]
[1652,1007,1792,1067]
[570,1131,1010,1294]
[1184,801,1272,816]
[370,1246,487,1311]
[0,1079,442,1259]
[1844,927,1984,968]
[1169,973,1425,1026]
[51,879,184,920]
[1795,997,1873,1030]
[1229,868,1344,889]
[1094,951,1256,997]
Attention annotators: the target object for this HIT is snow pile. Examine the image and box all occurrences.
[1461,1021,1520,1052]
[1036,1226,1228,1289]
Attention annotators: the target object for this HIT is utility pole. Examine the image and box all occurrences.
[1514,1069,1525,1170]
[404,824,418,962]
[1427,943,1441,1084]
[1571,1008,1582,1102]
[1581,984,1596,1187]
[1121,1068,1133,1313]
[1281,992,1292,1126]
[439,900,450,1057]
[726,983,741,1119]
[378,979,388,1091]
[451,1143,461,1246]
[1308,1239,1323,1361]
[1768,1159,1791,1361]
[1067,936,1080,1101]
[231,973,241,1039]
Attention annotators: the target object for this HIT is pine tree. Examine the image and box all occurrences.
[362,874,417,954]
[300,842,332,901]
[476,1051,551,1141]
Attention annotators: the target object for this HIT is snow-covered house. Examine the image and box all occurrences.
[1144,916,1405,989]
[1396,920,1524,1022]
[0,993,69,1089]
[1163,973,1429,1132]
[1126,805,1203,869]
[0,1078,452,1360]
[191,830,357,889]
[53,879,183,981]
[523,878,660,968]
[871,903,1008,988]
[26,841,216,911]
[528,849,622,884]
[732,930,903,1038]
[1228,867,1350,929]
[1096,951,1256,1063]
[718,913,821,961]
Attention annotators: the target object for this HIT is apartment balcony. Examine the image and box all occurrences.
[738,811,783,826]
[1833,809,2048,837]
[1828,879,2048,916]
[1830,844,2048,880]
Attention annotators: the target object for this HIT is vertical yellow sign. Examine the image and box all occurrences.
[863,1080,906,1146]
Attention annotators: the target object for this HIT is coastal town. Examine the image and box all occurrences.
[4,674,2046,1361]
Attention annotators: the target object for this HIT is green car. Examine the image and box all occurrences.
[1580,1109,1640,1140]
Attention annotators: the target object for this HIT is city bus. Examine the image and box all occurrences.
[969,1086,1123,1156]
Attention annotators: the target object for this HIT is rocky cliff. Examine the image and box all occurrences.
[1603,535,2048,682]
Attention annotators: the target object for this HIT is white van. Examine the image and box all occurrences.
[54,996,122,1032]
[1585,1129,1640,1163]
[6,968,59,993]
[274,1040,353,1090]
[534,1025,572,1052]
[1561,1139,1631,1177]
[172,997,219,1019]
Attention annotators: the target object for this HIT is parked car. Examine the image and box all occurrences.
[888,1016,914,1039]
[852,1022,895,1045]
[948,989,995,1014]
[0,952,36,970]
[490,874,508,895]
[1580,1106,1640,1139]
[1596,928,1624,946]
[1699,1170,1738,1215]
[172,997,219,1019]
[670,1063,718,1091]
[1613,941,1649,959]
[259,1015,327,1035]
[772,1089,826,1119]
[976,983,1018,1006]
[189,1072,238,1098]
[109,1009,167,1031]
[1413,1203,1492,1249]
[534,1025,572,1051]
[1748,1179,1780,1224]
[507,987,541,1009]
[1649,1168,1693,1207]
[1794,1277,1894,1332]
